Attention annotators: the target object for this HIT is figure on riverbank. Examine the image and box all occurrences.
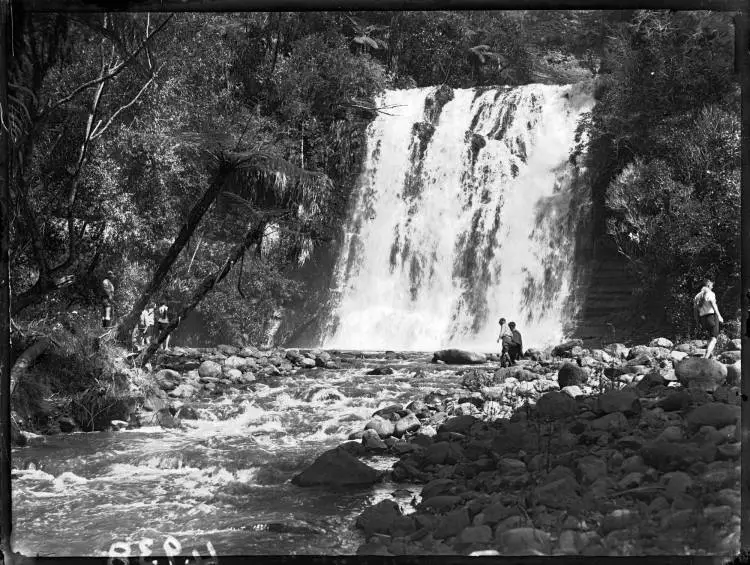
[139,303,156,348]
[101,271,115,328]
[693,278,723,358]
[508,321,523,363]
[497,317,513,367]
[156,302,171,350]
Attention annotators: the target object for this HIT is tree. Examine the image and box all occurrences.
[7,13,173,315]
[134,149,333,363]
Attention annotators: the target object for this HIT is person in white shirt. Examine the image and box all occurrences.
[693,279,723,359]
[496,317,513,365]
[139,303,156,348]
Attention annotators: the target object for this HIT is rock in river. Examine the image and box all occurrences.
[432,349,487,364]
[291,447,382,487]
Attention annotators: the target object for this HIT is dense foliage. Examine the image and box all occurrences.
[6,9,740,347]
[575,11,740,333]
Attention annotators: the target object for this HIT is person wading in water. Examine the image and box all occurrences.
[693,278,723,358]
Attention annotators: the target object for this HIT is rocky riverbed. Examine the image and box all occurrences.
[288,338,740,557]
[60,336,740,557]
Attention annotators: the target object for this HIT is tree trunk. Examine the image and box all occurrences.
[139,219,266,366]
[0,2,13,552]
[10,338,52,396]
[116,169,230,343]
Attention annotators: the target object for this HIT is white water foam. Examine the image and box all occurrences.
[323,84,594,351]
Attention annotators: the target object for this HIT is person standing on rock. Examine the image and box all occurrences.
[156,301,171,351]
[497,317,513,366]
[139,303,156,348]
[508,321,523,363]
[693,279,723,358]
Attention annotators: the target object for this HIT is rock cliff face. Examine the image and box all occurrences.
[571,253,639,343]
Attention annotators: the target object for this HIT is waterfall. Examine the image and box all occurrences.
[321,83,595,352]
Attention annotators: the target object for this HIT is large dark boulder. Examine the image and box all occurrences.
[291,447,382,487]
[432,349,487,365]
[552,340,583,358]
[557,362,588,388]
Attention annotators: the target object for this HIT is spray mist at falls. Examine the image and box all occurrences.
[321,84,594,351]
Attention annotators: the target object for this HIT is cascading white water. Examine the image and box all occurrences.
[322,83,594,352]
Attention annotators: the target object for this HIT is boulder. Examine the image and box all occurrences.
[532,475,581,509]
[497,527,552,554]
[424,441,464,465]
[461,369,494,392]
[394,413,421,437]
[224,355,250,370]
[372,404,403,418]
[641,440,716,472]
[675,358,727,392]
[552,340,584,358]
[299,358,317,369]
[438,415,478,434]
[154,369,182,391]
[649,337,674,349]
[535,391,577,420]
[657,390,691,412]
[355,500,402,536]
[557,363,588,388]
[154,408,180,429]
[725,361,741,386]
[198,360,222,380]
[589,349,614,364]
[58,416,77,433]
[434,508,471,540]
[217,344,239,356]
[589,412,628,431]
[595,390,641,416]
[432,349,487,365]
[685,403,740,430]
[718,350,741,364]
[168,383,197,399]
[365,416,396,438]
[367,366,395,376]
[176,406,199,420]
[224,368,243,382]
[603,343,629,359]
[458,525,493,544]
[561,385,585,398]
[141,394,168,412]
[361,429,388,451]
[291,448,382,487]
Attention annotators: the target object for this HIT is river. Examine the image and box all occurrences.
[12,353,467,557]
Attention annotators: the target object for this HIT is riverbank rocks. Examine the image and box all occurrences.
[675,357,727,392]
[346,335,740,556]
[432,349,487,365]
[291,447,382,487]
